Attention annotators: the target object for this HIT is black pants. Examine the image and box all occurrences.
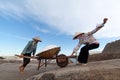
[22,54,31,67]
[78,43,99,63]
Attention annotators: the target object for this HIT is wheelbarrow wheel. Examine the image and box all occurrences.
[56,54,68,68]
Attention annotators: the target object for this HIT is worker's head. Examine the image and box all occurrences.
[32,36,42,42]
[73,32,84,40]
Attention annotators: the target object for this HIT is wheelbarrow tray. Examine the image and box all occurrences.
[36,47,61,59]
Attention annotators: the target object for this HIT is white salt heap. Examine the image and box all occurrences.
[39,45,60,53]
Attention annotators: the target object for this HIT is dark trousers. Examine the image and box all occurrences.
[22,54,31,67]
[78,43,99,63]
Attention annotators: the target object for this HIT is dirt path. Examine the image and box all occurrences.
[0,62,59,80]
[0,59,120,80]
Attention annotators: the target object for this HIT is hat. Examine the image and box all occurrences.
[73,32,84,40]
[33,36,42,42]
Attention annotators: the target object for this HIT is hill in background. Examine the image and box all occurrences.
[102,39,120,54]
[89,39,120,62]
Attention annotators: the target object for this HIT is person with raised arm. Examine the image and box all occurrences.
[71,18,108,65]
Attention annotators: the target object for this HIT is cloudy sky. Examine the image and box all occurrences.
[0,0,120,56]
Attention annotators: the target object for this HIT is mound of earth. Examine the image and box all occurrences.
[27,59,120,80]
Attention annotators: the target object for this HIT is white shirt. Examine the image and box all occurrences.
[73,23,104,53]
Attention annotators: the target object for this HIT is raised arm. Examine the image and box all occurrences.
[87,18,108,35]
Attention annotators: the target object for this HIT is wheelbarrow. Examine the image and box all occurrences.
[15,46,77,70]
[36,46,77,70]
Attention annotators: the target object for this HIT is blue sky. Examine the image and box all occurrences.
[0,0,120,56]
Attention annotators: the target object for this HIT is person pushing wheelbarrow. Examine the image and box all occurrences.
[19,36,42,73]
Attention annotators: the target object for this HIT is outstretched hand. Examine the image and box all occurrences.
[19,54,24,58]
[103,18,108,24]
[32,55,35,58]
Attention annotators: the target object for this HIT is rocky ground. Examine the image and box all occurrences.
[27,59,120,80]
[0,59,120,80]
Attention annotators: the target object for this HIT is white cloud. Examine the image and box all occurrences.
[0,0,120,38]
[32,25,50,33]
[0,32,30,41]
[0,1,27,21]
